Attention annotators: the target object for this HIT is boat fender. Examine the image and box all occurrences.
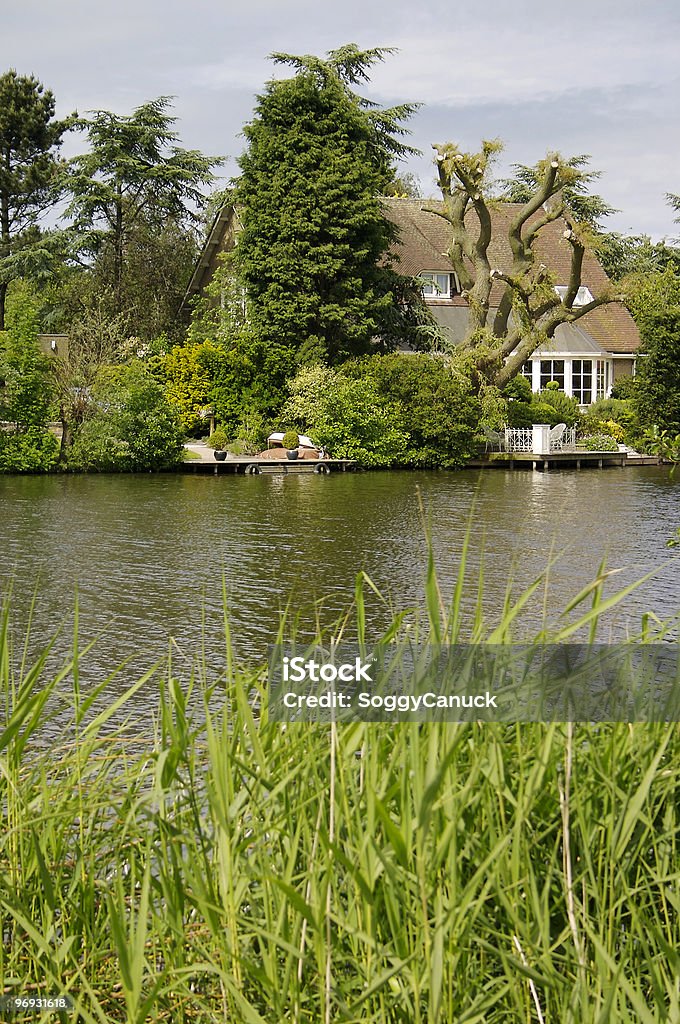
[314,463,330,474]
[245,464,261,475]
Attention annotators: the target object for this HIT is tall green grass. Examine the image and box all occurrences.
[1,559,679,1023]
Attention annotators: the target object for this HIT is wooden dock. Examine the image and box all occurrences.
[182,457,354,475]
[468,451,661,471]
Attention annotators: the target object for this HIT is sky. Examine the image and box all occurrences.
[5,0,680,239]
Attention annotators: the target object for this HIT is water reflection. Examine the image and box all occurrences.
[1,468,678,688]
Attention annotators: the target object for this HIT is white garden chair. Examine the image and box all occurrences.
[549,423,567,451]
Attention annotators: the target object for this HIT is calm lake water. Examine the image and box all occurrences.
[1,467,679,687]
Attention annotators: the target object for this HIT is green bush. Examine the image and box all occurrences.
[206,427,228,450]
[610,375,638,400]
[68,361,185,472]
[0,427,59,472]
[282,430,300,450]
[344,354,481,467]
[507,400,563,428]
[283,364,409,467]
[541,387,582,427]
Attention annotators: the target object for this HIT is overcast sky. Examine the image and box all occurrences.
[5,0,680,238]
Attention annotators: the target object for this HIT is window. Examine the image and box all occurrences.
[595,359,610,399]
[540,359,565,390]
[520,361,533,382]
[571,359,593,404]
[554,285,594,306]
[419,272,453,298]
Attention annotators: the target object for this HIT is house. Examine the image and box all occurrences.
[383,198,640,404]
[181,198,640,405]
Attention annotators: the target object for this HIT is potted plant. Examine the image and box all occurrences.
[282,430,300,460]
[207,427,228,460]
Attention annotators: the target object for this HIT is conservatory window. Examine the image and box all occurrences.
[571,359,594,404]
[539,359,565,390]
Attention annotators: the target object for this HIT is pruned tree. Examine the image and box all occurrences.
[424,141,624,388]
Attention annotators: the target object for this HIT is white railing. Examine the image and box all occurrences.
[504,428,533,452]
[503,426,577,453]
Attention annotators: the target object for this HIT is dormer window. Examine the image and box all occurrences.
[554,285,594,306]
[419,272,456,299]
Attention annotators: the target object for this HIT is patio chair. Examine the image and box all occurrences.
[549,422,567,451]
[482,426,505,452]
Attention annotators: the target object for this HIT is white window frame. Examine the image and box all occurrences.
[419,271,456,299]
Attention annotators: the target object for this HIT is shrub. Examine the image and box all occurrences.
[344,354,481,467]
[206,427,229,450]
[68,361,185,471]
[0,427,59,472]
[507,400,563,428]
[282,430,300,450]
[283,364,409,467]
[540,387,582,427]
[610,375,638,400]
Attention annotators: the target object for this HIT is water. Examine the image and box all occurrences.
[1,468,679,688]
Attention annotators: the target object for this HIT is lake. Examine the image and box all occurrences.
[1,467,679,686]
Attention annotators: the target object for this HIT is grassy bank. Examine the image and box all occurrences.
[1,571,680,1023]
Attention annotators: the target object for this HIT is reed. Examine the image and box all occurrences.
[1,556,679,1023]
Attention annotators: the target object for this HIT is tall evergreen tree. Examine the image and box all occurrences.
[235,45,421,364]
[64,97,219,329]
[0,70,72,330]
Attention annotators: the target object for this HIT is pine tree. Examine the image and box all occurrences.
[0,70,72,330]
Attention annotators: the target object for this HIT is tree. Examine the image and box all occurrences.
[0,70,72,330]
[425,141,624,388]
[634,308,680,435]
[64,97,218,325]
[235,45,421,364]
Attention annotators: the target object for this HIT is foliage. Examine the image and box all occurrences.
[0,425,59,472]
[0,283,54,427]
[499,153,616,229]
[634,307,680,435]
[427,141,621,387]
[624,265,680,327]
[347,353,482,466]
[506,400,564,429]
[64,97,218,324]
[283,364,409,466]
[610,375,638,400]
[202,331,296,434]
[186,250,247,348]
[579,433,620,452]
[236,45,421,364]
[639,425,680,465]
[231,409,268,454]
[162,340,217,433]
[596,232,680,281]
[68,360,184,471]
[540,386,582,427]
[0,70,73,329]
[281,429,300,450]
